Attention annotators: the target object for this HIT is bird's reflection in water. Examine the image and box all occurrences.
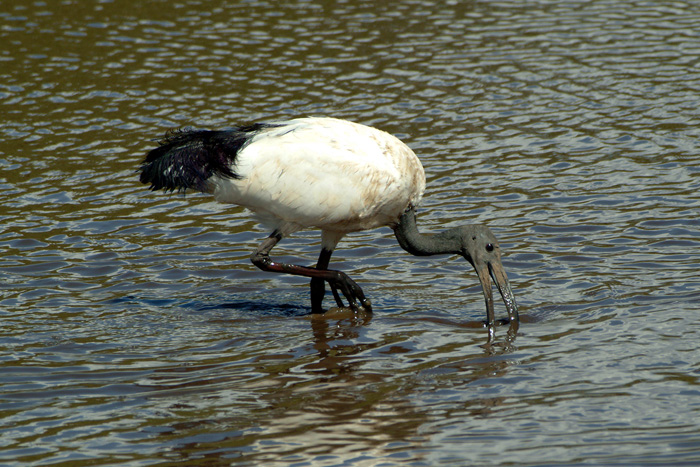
[307,305,519,357]
[172,302,523,464]
[307,307,372,365]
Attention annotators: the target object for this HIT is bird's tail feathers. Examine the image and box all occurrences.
[139,123,272,193]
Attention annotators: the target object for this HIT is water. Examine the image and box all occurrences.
[2,0,700,465]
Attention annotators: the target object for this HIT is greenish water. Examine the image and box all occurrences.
[2,0,700,465]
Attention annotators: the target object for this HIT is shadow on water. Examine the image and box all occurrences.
[205,298,309,318]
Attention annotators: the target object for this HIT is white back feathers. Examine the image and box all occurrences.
[208,117,426,236]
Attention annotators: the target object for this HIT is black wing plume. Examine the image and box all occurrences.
[139,123,275,193]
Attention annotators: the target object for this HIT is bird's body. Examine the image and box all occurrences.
[140,117,519,341]
[206,118,425,248]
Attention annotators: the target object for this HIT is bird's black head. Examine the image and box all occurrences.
[457,224,519,333]
[457,224,500,268]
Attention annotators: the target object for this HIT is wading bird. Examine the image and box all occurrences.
[139,117,519,338]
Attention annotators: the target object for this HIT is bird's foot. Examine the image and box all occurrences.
[309,269,372,314]
[330,273,372,313]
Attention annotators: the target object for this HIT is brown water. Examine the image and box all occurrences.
[2,0,700,465]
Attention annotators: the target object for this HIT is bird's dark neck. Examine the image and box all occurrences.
[393,207,462,257]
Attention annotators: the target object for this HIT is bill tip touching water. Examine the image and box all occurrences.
[139,117,519,340]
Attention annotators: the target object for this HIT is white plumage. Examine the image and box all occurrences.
[208,118,425,249]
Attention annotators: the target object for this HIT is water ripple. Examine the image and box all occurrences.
[2,0,700,465]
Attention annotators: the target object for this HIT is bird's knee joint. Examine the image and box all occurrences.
[251,252,271,269]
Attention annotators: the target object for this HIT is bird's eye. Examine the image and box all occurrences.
[486,243,494,252]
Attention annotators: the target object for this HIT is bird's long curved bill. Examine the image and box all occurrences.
[476,261,519,327]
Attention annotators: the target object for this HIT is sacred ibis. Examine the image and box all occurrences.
[139,117,519,336]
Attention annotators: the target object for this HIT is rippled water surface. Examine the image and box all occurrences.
[2,0,700,465]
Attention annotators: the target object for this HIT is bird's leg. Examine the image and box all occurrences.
[310,248,344,313]
[251,232,372,313]
[310,249,327,313]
